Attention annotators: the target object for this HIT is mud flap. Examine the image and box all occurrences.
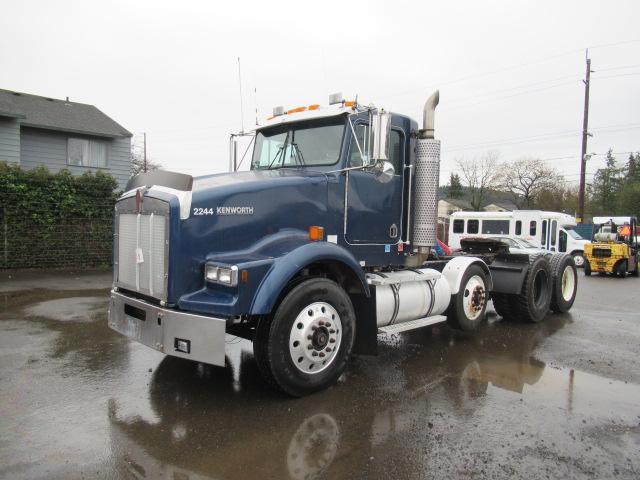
[350,290,378,355]
[489,254,530,294]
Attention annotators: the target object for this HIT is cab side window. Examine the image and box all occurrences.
[467,219,479,234]
[388,130,403,174]
[453,219,464,233]
[349,125,403,174]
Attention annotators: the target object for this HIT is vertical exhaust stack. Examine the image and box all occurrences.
[412,91,441,254]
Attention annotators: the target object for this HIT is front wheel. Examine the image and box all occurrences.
[571,252,585,268]
[584,260,592,276]
[447,265,488,332]
[253,278,355,397]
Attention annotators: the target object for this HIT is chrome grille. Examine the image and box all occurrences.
[116,206,168,301]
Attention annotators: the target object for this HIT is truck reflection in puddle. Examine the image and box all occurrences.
[107,315,570,480]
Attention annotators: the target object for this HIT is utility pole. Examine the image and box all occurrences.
[143,132,147,173]
[577,51,592,223]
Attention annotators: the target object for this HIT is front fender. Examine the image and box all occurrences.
[250,242,369,315]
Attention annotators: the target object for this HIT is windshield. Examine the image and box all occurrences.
[565,228,583,240]
[251,117,345,170]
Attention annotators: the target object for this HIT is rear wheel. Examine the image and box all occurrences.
[549,254,578,313]
[253,278,355,397]
[447,265,488,332]
[632,257,639,277]
[514,255,552,323]
[491,292,516,320]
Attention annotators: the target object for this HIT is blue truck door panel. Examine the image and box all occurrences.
[345,125,404,244]
[346,172,403,244]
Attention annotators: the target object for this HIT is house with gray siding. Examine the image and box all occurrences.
[0,88,132,189]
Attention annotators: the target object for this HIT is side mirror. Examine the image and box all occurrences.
[373,160,395,183]
[370,110,391,162]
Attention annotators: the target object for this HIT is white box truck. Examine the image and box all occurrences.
[448,210,588,266]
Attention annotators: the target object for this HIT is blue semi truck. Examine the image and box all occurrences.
[108,91,578,396]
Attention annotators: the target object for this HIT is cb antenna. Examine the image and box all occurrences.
[237,57,245,133]
[254,86,258,126]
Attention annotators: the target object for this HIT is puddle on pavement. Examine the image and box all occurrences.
[105,316,640,480]
[25,296,106,322]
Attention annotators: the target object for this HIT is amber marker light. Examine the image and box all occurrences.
[241,270,249,283]
[308,104,320,110]
[287,106,307,114]
[344,100,355,107]
[309,226,325,242]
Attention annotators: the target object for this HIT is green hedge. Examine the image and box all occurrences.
[0,162,119,269]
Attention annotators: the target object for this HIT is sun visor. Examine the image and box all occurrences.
[126,170,193,192]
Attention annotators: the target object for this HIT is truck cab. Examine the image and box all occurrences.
[108,92,578,396]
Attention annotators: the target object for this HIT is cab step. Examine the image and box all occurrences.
[378,315,447,335]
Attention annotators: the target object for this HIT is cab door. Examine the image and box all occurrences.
[345,123,404,244]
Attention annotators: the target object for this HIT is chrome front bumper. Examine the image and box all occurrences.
[108,290,226,367]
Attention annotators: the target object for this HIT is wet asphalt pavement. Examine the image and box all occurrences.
[1,270,639,479]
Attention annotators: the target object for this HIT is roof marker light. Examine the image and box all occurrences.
[329,93,343,105]
[308,104,320,110]
[287,106,306,114]
[344,100,355,107]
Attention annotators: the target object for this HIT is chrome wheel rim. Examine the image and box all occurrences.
[573,254,584,267]
[462,275,486,320]
[289,302,342,375]
[561,265,576,301]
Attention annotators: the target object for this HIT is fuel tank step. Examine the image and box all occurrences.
[377,315,447,335]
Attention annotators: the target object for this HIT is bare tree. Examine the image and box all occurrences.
[501,157,564,208]
[130,148,162,177]
[456,151,502,211]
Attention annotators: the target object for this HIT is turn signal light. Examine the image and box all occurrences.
[344,100,355,107]
[309,226,325,242]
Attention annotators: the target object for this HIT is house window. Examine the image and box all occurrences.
[68,138,108,168]
[530,220,537,236]
[515,220,522,235]
[453,219,464,233]
[467,219,479,234]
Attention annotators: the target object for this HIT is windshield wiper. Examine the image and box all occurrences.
[290,142,306,166]
[266,131,290,170]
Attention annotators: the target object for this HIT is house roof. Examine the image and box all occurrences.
[485,201,518,211]
[439,197,472,209]
[0,88,132,138]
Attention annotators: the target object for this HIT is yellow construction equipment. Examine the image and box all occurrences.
[584,216,639,277]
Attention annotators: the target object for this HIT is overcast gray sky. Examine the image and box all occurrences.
[1,0,639,185]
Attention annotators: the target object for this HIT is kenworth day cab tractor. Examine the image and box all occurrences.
[108,91,579,396]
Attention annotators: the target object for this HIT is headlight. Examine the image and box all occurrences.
[205,264,238,287]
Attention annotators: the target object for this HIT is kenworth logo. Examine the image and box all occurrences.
[216,206,254,215]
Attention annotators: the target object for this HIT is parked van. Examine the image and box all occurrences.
[448,211,588,266]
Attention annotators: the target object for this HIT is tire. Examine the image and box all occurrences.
[253,278,356,397]
[632,257,639,277]
[571,251,585,268]
[617,260,628,278]
[491,292,517,320]
[447,265,488,332]
[513,255,552,323]
[549,254,578,313]
[584,260,591,276]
